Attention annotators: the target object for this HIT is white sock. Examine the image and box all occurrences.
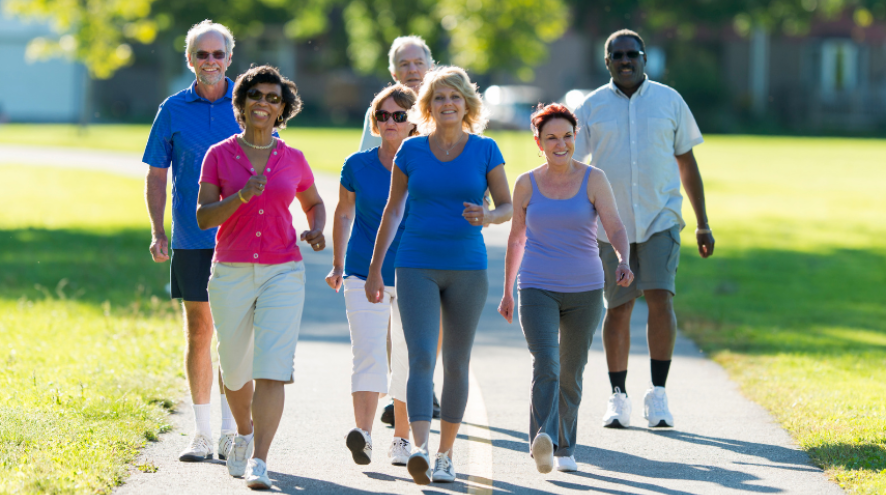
[193,403,212,438]
[220,394,236,433]
[240,431,254,444]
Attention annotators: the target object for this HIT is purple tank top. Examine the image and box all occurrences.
[518,167,605,293]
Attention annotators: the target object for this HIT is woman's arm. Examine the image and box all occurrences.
[588,166,634,287]
[325,185,356,291]
[196,173,266,230]
[296,183,326,251]
[364,164,409,303]
[497,173,532,323]
[463,164,513,226]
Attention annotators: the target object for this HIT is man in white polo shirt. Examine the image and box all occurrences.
[574,29,715,429]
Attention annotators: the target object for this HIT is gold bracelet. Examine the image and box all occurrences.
[237,190,247,203]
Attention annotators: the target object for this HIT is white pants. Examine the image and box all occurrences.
[343,277,408,401]
[208,261,305,391]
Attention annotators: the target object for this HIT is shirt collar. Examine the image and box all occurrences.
[607,75,649,99]
[184,77,235,102]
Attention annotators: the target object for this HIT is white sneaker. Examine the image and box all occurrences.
[531,433,554,474]
[602,388,632,428]
[245,458,272,489]
[227,434,255,477]
[555,455,578,472]
[643,386,674,427]
[431,451,456,483]
[345,428,372,465]
[407,448,432,485]
[218,432,237,460]
[389,437,411,466]
[178,433,213,462]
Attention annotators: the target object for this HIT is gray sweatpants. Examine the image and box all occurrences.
[518,288,604,456]
[396,267,489,423]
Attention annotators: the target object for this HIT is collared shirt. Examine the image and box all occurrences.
[574,78,703,244]
[143,77,240,249]
[199,136,315,264]
[359,106,382,152]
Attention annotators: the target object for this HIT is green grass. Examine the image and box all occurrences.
[1,166,183,494]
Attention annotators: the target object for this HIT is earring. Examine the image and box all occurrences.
[538,150,543,157]
[277,115,284,124]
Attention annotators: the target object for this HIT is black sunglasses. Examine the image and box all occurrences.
[610,50,645,60]
[375,110,408,123]
[246,88,282,105]
[195,50,226,60]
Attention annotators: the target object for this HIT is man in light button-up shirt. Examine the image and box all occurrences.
[574,29,715,430]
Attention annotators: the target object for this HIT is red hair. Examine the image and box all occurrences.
[530,103,577,136]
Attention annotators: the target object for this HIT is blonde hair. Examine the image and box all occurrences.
[185,20,235,74]
[369,83,418,137]
[387,35,434,75]
[413,66,488,135]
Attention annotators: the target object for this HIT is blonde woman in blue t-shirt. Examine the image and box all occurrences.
[365,66,513,485]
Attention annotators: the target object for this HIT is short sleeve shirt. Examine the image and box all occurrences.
[199,136,315,264]
[340,147,407,286]
[143,78,241,249]
[573,78,704,244]
[393,134,504,270]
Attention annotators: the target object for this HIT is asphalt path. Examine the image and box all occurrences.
[4,144,842,494]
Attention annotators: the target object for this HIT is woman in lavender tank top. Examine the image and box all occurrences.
[497,104,634,474]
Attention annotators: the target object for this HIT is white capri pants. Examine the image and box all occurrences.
[208,261,306,392]
[342,277,408,401]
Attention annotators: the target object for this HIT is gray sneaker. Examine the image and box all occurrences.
[245,458,272,489]
[407,448,432,485]
[431,451,456,483]
[227,435,255,477]
[178,434,213,462]
[531,433,554,474]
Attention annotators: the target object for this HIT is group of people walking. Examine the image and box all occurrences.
[144,19,714,490]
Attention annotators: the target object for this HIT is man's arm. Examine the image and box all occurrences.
[145,166,170,262]
[676,149,714,258]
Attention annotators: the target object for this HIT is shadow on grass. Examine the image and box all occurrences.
[809,442,886,473]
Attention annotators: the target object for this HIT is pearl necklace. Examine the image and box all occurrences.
[239,135,275,150]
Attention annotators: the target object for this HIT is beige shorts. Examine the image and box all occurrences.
[208,261,306,391]
[598,225,680,309]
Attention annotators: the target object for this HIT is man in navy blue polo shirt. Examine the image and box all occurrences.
[143,20,241,463]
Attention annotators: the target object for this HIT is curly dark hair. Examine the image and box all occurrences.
[232,65,302,130]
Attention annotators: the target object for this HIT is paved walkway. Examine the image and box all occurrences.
[5,145,842,494]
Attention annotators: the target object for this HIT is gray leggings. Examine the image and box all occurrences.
[396,267,489,423]
[519,288,604,456]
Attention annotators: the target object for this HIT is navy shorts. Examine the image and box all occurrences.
[170,248,214,301]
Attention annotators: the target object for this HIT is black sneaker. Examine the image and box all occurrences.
[432,392,441,419]
[380,401,395,427]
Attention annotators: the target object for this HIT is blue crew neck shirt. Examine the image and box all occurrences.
[393,134,504,270]
[143,77,241,250]
[340,147,407,286]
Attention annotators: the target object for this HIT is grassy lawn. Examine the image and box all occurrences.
[2,125,885,493]
[1,166,183,494]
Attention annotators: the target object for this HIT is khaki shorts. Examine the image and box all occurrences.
[598,225,680,309]
[208,261,306,391]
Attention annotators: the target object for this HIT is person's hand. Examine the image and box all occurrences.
[239,174,267,202]
[498,293,515,323]
[301,229,325,251]
[462,201,488,227]
[615,262,634,287]
[364,271,385,304]
[325,266,343,292]
[149,233,169,262]
[696,229,715,258]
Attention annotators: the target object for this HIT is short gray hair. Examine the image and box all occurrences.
[387,35,434,75]
[185,20,235,73]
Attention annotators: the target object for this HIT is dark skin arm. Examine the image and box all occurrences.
[676,149,714,258]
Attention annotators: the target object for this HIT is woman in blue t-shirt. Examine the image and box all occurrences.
[325,84,417,467]
[365,66,513,485]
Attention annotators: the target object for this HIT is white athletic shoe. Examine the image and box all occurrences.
[602,388,632,428]
[245,458,272,489]
[178,433,213,462]
[531,433,554,474]
[389,437,411,466]
[643,386,674,428]
[407,448,432,485]
[217,432,237,461]
[345,428,372,465]
[431,451,456,483]
[227,434,255,477]
[555,455,578,472]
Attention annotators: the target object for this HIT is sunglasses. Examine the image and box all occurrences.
[610,50,645,60]
[195,50,226,60]
[374,110,409,123]
[246,88,283,105]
